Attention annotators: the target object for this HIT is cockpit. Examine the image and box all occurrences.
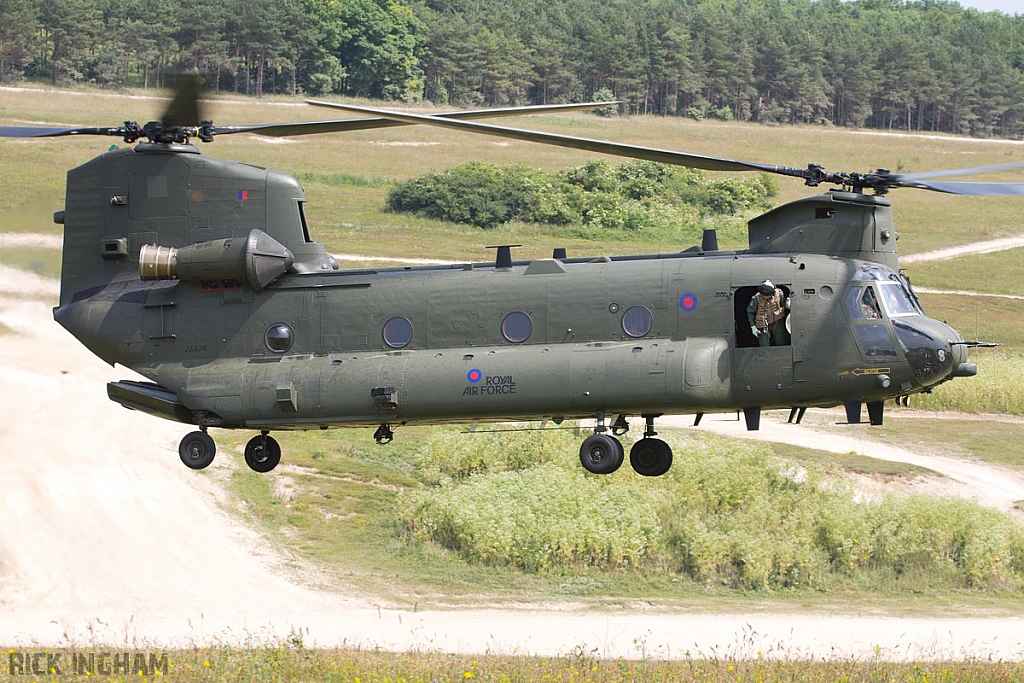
[844,263,959,385]
[846,263,923,320]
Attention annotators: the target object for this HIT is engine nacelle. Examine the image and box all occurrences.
[139,229,294,291]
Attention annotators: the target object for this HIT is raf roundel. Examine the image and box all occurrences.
[679,293,698,312]
[467,369,482,383]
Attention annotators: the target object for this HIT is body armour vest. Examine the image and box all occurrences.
[755,292,784,328]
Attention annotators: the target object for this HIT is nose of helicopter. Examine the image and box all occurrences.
[897,317,975,385]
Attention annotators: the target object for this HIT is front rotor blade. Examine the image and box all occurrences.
[308,102,798,175]
[216,101,620,138]
[0,125,126,138]
[893,180,1024,196]
[161,74,203,128]
[894,160,1024,182]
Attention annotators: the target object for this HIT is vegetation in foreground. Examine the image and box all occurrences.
[906,352,1024,416]
[8,642,1022,682]
[222,425,1024,606]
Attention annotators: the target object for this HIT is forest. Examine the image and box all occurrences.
[1,0,1022,137]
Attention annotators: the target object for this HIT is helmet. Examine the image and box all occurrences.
[758,280,775,296]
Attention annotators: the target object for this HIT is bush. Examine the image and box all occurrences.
[385,161,548,229]
[403,463,660,571]
[592,87,617,117]
[401,429,1024,590]
[385,159,777,237]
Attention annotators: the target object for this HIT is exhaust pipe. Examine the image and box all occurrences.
[139,229,293,291]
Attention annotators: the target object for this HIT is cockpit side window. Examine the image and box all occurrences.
[878,282,917,317]
[855,324,897,357]
[860,286,882,319]
[845,286,863,319]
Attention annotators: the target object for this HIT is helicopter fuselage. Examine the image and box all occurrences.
[50,143,974,474]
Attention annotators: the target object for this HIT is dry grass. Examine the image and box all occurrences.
[9,641,1022,681]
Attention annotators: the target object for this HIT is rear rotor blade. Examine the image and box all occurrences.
[214,101,620,138]
[306,101,805,175]
[2,101,620,141]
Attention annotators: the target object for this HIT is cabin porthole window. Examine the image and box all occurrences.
[383,317,414,348]
[622,306,653,338]
[265,323,295,354]
[501,311,532,343]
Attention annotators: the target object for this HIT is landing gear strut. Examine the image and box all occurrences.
[179,430,216,470]
[244,431,281,473]
[374,423,395,444]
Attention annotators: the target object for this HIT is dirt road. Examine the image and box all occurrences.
[2,268,1024,659]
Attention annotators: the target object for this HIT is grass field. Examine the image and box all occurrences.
[9,643,1020,682]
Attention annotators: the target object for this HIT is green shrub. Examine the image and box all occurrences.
[402,462,660,571]
[384,161,549,229]
[401,429,1024,591]
[385,159,777,235]
[592,87,617,117]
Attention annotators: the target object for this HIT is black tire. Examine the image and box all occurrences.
[629,437,673,477]
[244,434,282,473]
[579,433,624,474]
[179,431,216,470]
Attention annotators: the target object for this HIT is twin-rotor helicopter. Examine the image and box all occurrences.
[3,80,1019,477]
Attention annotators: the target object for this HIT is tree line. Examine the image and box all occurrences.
[1,0,1022,137]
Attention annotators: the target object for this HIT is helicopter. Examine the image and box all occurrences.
[3,82,1019,478]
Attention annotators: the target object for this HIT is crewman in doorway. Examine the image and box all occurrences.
[747,279,791,347]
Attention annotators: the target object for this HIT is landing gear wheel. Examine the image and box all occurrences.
[629,438,673,477]
[244,433,281,473]
[179,431,216,470]
[579,433,624,474]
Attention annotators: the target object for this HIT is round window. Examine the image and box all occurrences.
[383,317,413,348]
[621,306,653,338]
[501,311,532,343]
[265,323,294,353]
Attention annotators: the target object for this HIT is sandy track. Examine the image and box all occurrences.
[2,272,1024,658]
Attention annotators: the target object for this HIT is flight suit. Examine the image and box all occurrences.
[747,288,790,347]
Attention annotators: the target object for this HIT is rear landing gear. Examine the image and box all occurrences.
[579,433,624,474]
[179,430,216,470]
[630,438,672,476]
[578,413,674,476]
[629,415,673,476]
[177,429,282,473]
[244,431,281,473]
